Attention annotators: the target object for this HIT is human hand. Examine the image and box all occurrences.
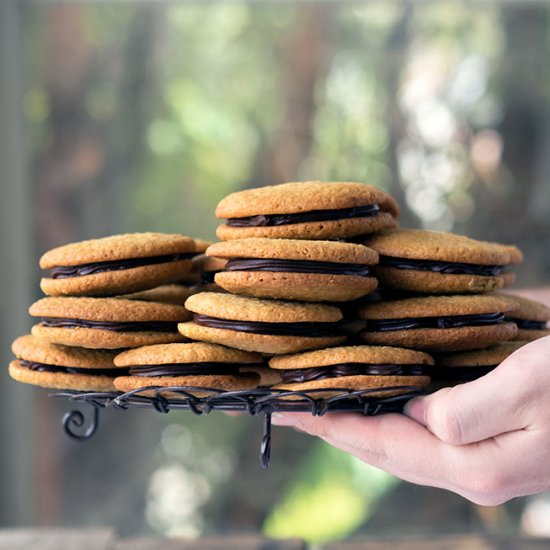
[271,336,550,506]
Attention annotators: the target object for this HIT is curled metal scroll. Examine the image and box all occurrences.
[62,406,100,441]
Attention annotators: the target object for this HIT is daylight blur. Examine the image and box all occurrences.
[1,0,550,543]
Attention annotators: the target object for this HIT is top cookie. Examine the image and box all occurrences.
[364,229,522,294]
[40,233,195,297]
[215,181,399,240]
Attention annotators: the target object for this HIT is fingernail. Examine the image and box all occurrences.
[271,413,298,427]
[404,397,426,426]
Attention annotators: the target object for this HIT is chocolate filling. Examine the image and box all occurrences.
[505,317,548,330]
[363,312,507,332]
[226,204,381,227]
[280,363,429,383]
[128,362,259,377]
[224,258,372,277]
[378,256,507,277]
[51,253,193,279]
[20,359,128,377]
[193,313,342,337]
[40,317,179,333]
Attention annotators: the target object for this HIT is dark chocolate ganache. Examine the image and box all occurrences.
[51,253,193,279]
[224,258,371,277]
[20,359,128,377]
[40,317,179,333]
[505,317,548,330]
[280,363,429,383]
[193,314,342,337]
[364,312,506,332]
[226,204,381,227]
[128,362,259,377]
[378,256,507,277]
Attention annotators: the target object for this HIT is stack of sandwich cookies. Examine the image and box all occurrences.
[358,294,519,351]
[40,233,196,297]
[207,238,379,302]
[364,229,522,294]
[270,346,432,398]
[501,294,550,341]
[180,292,346,354]
[30,297,190,349]
[216,181,399,241]
[113,343,261,397]
[10,335,125,391]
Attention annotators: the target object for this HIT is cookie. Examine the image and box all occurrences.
[270,345,432,398]
[113,342,261,396]
[216,181,399,241]
[207,238,379,302]
[10,334,123,391]
[179,292,346,354]
[364,229,523,293]
[501,293,550,341]
[119,284,193,305]
[29,297,190,349]
[430,341,527,387]
[358,294,519,351]
[40,233,195,297]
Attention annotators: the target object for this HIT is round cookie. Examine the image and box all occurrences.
[500,293,550,341]
[216,181,399,241]
[10,334,123,391]
[40,232,195,297]
[270,345,432,398]
[120,284,193,305]
[29,297,190,349]
[113,342,262,397]
[364,229,523,294]
[358,294,519,352]
[207,238,379,302]
[180,292,346,354]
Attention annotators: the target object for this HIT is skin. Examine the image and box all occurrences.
[272,289,550,506]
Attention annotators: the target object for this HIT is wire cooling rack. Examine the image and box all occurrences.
[50,386,425,468]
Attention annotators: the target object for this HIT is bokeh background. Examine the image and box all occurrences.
[1,0,550,544]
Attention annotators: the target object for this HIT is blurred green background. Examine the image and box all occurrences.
[1,0,550,543]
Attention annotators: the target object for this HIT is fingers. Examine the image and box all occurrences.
[405,336,550,445]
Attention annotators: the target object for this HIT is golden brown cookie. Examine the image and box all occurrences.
[364,229,522,293]
[358,294,519,352]
[29,297,190,349]
[119,284,193,305]
[216,181,398,240]
[207,238,378,302]
[40,233,195,297]
[500,293,550,341]
[9,334,123,391]
[179,292,345,354]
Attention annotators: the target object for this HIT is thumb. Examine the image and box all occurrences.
[404,338,550,445]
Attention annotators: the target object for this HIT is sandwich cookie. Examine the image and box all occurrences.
[180,292,346,354]
[216,181,399,241]
[29,297,190,349]
[40,232,195,297]
[10,334,124,391]
[120,284,193,305]
[501,294,550,341]
[207,238,379,302]
[364,229,523,294]
[430,341,527,388]
[113,342,261,397]
[358,294,519,351]
[270,345,432,397]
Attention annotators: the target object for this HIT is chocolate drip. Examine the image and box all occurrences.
[378,256,507,277]
[364,312,506,332]
[128,362,257,377]
[193,314,342,337]
[224,258,372,277]
[505,317,548,330]
[226,204,380,227]
[40,317,179,333]
[20,359,128,377]
[51,253,193,279]
[280,362,429,383]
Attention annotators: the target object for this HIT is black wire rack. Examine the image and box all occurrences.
[50,385,425,468]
